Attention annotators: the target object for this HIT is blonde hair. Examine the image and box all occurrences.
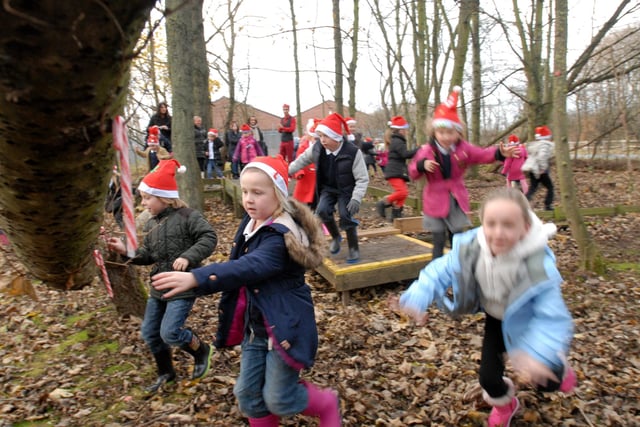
[425,117,467,140]
[139,190,188,209]
[241,167,294,219]
[479,187,531,226]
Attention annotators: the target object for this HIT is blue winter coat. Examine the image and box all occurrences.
[190,200,326,370]
[400,227,573,372]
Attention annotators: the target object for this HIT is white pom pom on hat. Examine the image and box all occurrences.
[138,159,186,199]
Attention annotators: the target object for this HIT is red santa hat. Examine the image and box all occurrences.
[148,125,160,136]
[138,159,187,199]
[535,125,552,140]
[147,134,160,146]
[207,128,218,135]
[241,155,289,197]
[345,117,357,126]
[283,104,290,109]
[315,113,350,142]
[241,123,251,132]
[508,134,520,145]
[388,116,409,129]
[432,86,463,132]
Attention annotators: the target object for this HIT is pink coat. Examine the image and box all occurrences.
[502,144,528,181]
[233,135,264,164]
[408,140,498,218]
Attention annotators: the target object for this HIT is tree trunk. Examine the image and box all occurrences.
[332,0,344,115]
[166,0,203,211]
[470,0,481,146]
[191,1,210,131]
[553,0,604,272]
[0,0,155,290]
[289,0,302,136]
[347,0,360,119]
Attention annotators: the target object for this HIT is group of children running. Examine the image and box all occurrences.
[106,85,573,427]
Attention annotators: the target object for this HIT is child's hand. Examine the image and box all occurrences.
[423,159,440,173]
[500,142,521,158]
[173,257,189,271]
[151,271,198,298]
[387,295,428,326]
[106,237,126,255]
[510,350,559,387]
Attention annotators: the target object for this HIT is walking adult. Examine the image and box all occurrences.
[248,116,267,156]
[147,101,172,152]
[225,121,241,179]
[278,104,296,162]
[193,116,207,177]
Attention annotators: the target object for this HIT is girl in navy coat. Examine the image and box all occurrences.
[151,156,341,427]
[392,187,576,427]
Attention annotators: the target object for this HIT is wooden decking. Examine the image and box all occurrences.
[315,231,433,304]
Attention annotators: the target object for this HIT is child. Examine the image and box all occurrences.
[136,130,171,172]
[107,159,218,393]
[150,156,340,427]
[501,134,529,194]
[292,118,319,207]
[375,140,388,172]
[408,86,519,259]
[234,123,265,172]
[204,128,225,179]
[360,137,378,177]
[289,113,369,264]
[393,187,576,427]
[376,116,418,221]
[523,125,555,211]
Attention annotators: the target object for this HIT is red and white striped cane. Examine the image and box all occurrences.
[112,116,138,258]
[93,249,113,298]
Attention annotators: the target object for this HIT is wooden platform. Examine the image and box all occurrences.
[315,234,433,304]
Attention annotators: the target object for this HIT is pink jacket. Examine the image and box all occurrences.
[408,139,499,218]
[502,144,528,181]
[233,135,264,164]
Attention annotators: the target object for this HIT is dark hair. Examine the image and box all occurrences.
[157,102,169,116]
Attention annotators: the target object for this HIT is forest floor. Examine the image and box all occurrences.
[1,160,639,427]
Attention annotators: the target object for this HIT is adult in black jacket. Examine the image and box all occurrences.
[193,116,208,176]
[147,102,172,152]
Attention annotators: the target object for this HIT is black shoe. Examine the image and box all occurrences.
[376,200,390,218]
[145,372,176,393]
[345,228,360,264]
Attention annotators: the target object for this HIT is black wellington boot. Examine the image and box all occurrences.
[145,349,176,393]
[390,206,403,222]
[324,219,342,255]
[345,228,360,264]
[376,199,391,219]
[181,330,213,380]
[431,231,447,259]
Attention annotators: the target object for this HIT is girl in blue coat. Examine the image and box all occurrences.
[151,156,341,427]
[393,187,576,427]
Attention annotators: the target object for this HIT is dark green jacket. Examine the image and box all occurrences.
[132,207,217,300]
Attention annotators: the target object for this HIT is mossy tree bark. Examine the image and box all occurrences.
[0,1,155,290]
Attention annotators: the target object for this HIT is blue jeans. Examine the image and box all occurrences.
[206,159,223,178]
[141,297,195,354]
[231,160,240,177]
[315,191,358,230]
[233,336,307,418]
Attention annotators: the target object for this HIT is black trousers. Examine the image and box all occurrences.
[479,314,563,398]
[526,171,554,209]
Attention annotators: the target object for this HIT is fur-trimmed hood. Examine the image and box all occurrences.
[273,198,328,269]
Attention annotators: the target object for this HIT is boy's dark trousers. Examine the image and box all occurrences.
[315,190,360,262]
[526,171,554,210]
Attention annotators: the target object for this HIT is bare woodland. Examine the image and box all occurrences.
[0,0,639,425]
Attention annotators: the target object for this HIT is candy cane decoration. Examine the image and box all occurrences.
[93,249,113,298]
[112,116,138,257]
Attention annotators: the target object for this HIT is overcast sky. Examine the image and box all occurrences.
[200,1,638,116]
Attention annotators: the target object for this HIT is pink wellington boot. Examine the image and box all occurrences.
[301,381,341,427]
[559,366,577,393]
[483,377,519,427]
[248,414,279,427]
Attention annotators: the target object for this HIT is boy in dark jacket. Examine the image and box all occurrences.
[289,112,369,264]
[107,159,217,393]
